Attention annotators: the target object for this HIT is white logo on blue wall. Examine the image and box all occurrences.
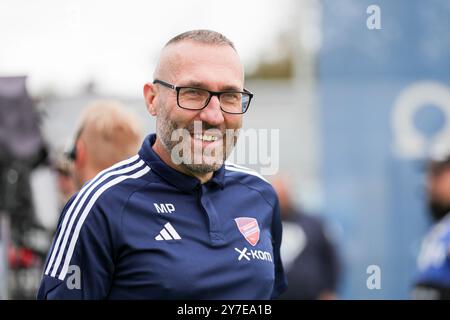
[391,81,450,159]
[366,265,381,290]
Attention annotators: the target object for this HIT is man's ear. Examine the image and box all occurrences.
[143,83,158,116]
[74,139,86,169]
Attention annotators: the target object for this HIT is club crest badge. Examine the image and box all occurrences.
[234,217,260,246]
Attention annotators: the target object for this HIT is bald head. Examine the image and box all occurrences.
[153,29,241,81]
[166,29,236,50]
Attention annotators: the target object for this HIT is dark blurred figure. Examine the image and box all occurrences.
[0,76,49,299]
[412,154,450,299]
[273,175,340,300]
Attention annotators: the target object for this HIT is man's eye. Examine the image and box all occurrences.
[184,89,202,96]
[222,93,240,102]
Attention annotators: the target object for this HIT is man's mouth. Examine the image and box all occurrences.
[193,133,220,142]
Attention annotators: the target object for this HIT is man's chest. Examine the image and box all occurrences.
[111,188,276,299]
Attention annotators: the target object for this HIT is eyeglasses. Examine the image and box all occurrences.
[153,79,253,114]
[65,126,84,161]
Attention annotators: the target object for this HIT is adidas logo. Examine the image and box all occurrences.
[155,222,181,241]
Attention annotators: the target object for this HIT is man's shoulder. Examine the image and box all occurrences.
[224,161,272,187]
[73,155,153,215]
[224,162,277,207]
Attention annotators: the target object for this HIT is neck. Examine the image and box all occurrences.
[75,165,98,189]
[152,138,213,184]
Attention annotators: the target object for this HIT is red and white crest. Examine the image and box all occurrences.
[234,217,260,246]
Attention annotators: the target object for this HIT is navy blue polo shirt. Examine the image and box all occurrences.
[38,133,286,299]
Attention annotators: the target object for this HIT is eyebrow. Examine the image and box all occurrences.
[179,80,242,92]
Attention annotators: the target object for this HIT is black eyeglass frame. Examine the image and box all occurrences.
[65,125,84,161]
[153,79,253,114]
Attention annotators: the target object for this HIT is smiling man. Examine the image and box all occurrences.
[147,34,247,181]
[37,30,286,299]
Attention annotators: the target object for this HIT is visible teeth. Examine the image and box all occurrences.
[194,134,218,142]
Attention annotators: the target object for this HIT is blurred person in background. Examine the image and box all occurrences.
[1,76,49,299]
[272,175,340,300]
[32,100,142,299]
[52,151,76,209]
[67,100,143,189]
[37,30,286,299]
[412,154,450,299]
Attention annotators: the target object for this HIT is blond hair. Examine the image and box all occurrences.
[77,100,143,170]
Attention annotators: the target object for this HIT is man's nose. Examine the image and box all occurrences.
[198,95,224,126]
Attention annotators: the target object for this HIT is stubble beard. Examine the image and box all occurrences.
[156,105,240,175]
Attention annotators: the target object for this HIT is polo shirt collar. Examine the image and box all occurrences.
[138,134,225,193]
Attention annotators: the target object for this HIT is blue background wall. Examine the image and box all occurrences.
[319,0,450,299]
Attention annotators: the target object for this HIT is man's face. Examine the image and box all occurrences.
[427,165,450,221]
[153,41,244,174]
